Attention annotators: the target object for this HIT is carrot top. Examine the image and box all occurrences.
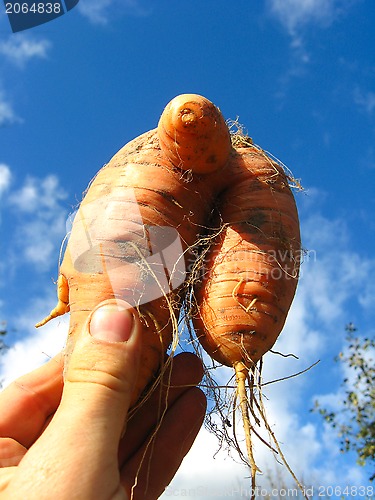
[157,93,232,174]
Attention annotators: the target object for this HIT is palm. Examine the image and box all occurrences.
[0,352,205,499]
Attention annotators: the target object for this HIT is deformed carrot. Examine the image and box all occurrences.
[192,142,301,493]
[193,144,300,367]
[36,95,232,407]
[158,93,232,174]
[36,94,302,491]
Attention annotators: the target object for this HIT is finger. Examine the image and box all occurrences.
[5,301,143,498]
[122,386,207,499]
[0,466,18,494]
[118,352,204,465]
[0,354,64,447]
[56,300,142,454]
[0,438,27,467]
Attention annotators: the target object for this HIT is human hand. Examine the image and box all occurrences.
[0,300,206,499]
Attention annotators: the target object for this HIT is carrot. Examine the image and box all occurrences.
[157,93,231,174]
[35,93,302,492]
[36,95,232,407]
[193,145,300,367]
[192,142,301,493]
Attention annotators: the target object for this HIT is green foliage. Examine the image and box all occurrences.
[313,324,375,481]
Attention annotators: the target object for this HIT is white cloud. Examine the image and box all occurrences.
[0,91,21,126]
[266,0,359,82]
[299,224,375,326]
[0,34,51,68]
[0,174,70,384]
[0,172,70,384]
[0,164,12,229]
[0,306,68,389]
[5,174,68,271]
[0,34,51,127]
[163,383,367,498]
[77,0,150,25]
[77,0,112,24]
[8,175,67,213]
[20,211,67,267]
[163,427,248,499]
[0,164,11,197]
[267,0,352,35]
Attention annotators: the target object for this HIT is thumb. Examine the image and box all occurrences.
[61,299,142,442]
[8,300,143,498]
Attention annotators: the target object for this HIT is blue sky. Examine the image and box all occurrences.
[1,0,375,496]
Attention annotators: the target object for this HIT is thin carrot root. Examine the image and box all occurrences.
[234,362,260,496]
[185,119,303,490]
[35,274,69,327]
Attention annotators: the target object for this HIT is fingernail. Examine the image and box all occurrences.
[89,304,135,342]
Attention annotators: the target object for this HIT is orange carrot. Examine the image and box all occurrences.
[36,94,301,491]
[192,142,301,491]
[36,95,232,407]
[193,145,300,367]
[158,93,232,174]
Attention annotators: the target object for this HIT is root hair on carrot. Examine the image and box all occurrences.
[35,93,307,497]
[227,117,304,191]
[181,223,309,497]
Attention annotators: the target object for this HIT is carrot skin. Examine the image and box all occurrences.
[193,146,301,367]
[38,128,229,406]
[158,94,232,174]
[36,94,300,409]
